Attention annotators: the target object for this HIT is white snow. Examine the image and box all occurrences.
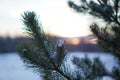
[28,12,34,17]
[0,53,40,80]
[57,39,64,47]
[64,52,118,80]
[0,52,118,80]
[102,76,114,80]
[50,52,57,59]
[67,52,119,72]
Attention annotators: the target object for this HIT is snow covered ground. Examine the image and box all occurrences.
[0,53,40,80]
[0,52,118,80]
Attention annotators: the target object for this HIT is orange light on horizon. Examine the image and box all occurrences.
[65,38,80,45]
[89,38,98,44]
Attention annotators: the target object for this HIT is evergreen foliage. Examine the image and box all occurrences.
[18,3,120,79]
[18,11,111,80]
[68,0,120,61]
[68,0,120,79]
[72,57,108,80]
[18,11,72,80]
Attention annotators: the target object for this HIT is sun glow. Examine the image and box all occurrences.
[38,1,91,37]
[0,0,91,37]
[65,38,80,45]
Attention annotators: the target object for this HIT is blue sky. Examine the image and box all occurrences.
[0,0,92,37]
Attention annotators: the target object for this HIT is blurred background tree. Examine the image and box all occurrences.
[68,0,120,61]
[68,0,120,79]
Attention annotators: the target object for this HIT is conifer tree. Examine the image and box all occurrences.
[68,0,120,79]
[18,11,72,80]
[68,0,120,61]
[18,11,112,80]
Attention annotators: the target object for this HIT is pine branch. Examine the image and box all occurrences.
[90,24,120,60]
[72,56,109,80]
[68,0,120,24]
[21,11,56,68]
[68,0,120,59]
[18,44,54,70]
[18,11,72,80]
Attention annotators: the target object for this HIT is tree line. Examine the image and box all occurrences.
[0,36,102,53]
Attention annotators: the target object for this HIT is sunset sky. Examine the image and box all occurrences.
[0,0,93,37]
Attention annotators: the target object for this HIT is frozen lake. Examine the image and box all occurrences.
[0,52,118,80]
[0,53,40,80]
